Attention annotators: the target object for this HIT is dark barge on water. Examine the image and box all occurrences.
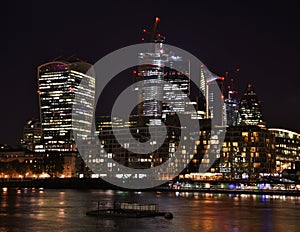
[86,201,173,219]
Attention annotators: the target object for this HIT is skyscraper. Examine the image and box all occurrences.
[223,69,240,126]
[37,60,95,152]
[137,18,191,125]
[224,87,239,126]
[137,43,190,125]
[238,83,264,126]
[20,119,42,151]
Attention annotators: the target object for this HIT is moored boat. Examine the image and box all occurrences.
[86,201,173,219]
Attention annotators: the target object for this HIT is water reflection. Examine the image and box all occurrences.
[0,188,300,232]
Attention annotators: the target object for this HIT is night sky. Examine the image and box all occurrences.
[1,0,299,146]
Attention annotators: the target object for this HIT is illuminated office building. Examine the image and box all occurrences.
[199,65,226,126]
[37,60,95,152]
[20,119,42,151]
[96,116,138,133]
[81,115,200,180]
[238,84,264,126]
[208,77,226,126]
[269,128,300,173]
[137,43,190,125]
[225,96,239,126]
[184,119,222,174]
[224,82,239,126]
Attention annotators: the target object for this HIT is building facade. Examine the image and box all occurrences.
[20,119,42,151]
[37,60,95,152]
[219,125,275,180]
[0,149,79,178]
[224,88,239,126]
[137,43,190,125]
[269,128,300,173]
[83,115,201,180]
[238,84,264,126]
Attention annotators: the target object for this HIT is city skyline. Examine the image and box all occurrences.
[1,0,300,145]
[1,2,300,232]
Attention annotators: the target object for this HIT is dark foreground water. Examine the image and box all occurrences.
[1,188,300,232]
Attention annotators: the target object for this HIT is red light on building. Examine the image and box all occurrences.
[37,90,41,94]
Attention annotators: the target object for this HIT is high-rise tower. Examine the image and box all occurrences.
[224,71,239,126]
[138,18,190,125]
[37,60,95,152]
[238,83,264,126]
[20,119,42,151]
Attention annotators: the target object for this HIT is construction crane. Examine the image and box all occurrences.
[141,17,165,43]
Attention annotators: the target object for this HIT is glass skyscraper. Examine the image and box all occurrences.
[225,89,239,126]
[137,43,190,125]
[238,83,264,126]
[37,60,95,152]
[20,119,42,151]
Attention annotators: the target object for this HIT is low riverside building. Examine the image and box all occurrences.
[219,125,276,180]
[0,149,81,178]
[268,128,300,174]
[91,117,300,182]
[83,115,204,180]
[92,116,183,180]
[33,150,82,178]
[0,149,42,178]
[0,149,28,163]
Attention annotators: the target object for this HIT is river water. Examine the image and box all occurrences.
[0,188,299,232]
